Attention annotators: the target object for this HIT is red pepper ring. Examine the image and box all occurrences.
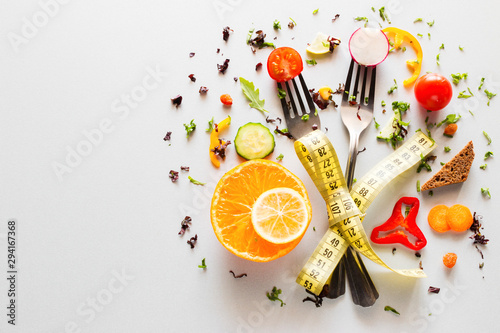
[370,197,427,251]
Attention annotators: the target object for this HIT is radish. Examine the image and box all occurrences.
[349,28,389,66]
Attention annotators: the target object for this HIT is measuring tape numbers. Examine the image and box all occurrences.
[295,130,435,295]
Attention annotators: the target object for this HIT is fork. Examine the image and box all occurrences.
[329,58,380,306]
[277,72,378,306]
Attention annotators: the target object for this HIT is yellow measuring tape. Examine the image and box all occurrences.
[295,130,435,295]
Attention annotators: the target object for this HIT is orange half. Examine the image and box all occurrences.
[210,159,312,262]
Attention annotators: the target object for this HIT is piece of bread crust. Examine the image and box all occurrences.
[421,141,474,191]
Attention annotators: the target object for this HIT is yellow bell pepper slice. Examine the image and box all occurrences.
[209,116,231,167]
[382,27,423,87]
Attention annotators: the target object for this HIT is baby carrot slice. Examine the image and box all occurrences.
[446,204,473,232]
[443,252,457,268]
[428,205,450,233]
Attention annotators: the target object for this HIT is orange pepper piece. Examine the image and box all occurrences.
[209,116,231,167]
[383,27,423,87]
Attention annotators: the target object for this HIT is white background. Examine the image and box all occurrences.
[1,0,499,332]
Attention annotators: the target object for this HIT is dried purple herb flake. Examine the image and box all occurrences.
[229,270,248,278]
[199,86,209,94]
[178,216,192,235]
[169,170,179,182]
[163,131,172,141]
[222,26,233,41]
[217,59,230,74]
[188,74,196,82]
[171,95,182,107]
[428,286,440,294]
[180,166,190,171]
[187,234,198,249]
[211,139,231,159]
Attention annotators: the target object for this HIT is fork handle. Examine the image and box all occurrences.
[345,132,360,190]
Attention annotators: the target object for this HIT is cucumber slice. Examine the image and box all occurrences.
[376,110,402,140]
[234,122,275,160]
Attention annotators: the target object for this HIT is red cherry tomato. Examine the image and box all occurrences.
[414,73,453,111]
[220,94,233,106]
[267,47,303,82]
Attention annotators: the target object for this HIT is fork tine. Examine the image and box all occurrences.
[343,59,355,103]
[291,78,306,115]
[297,74,316,114]
[359,66,368,104]
[277,82,289,116]
[284,81,299,118]
[368,67,376,109]
[352,65,361,101]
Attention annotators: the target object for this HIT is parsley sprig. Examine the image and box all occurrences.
[267,286,286,307]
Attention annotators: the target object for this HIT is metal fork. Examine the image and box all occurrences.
[329,58,379,306]
[277,73,378,306]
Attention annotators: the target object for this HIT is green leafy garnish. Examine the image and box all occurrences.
[417,33,423,38]
[273,20,281,30]
[484,89,496,106]
[428,33,431,40]
[301,114,310,121]
[439,43,445,50]
[381,100,386,107]
[276,153,284,161]
[427,20,435,27]
[246,28,255,44]
[277,87,286,99]
[429,190,434,196]
[484,151,494,160]
[457,88,474,99]
[184,119,197,137]
[437,114,461,127]
[392,101,410,113]
[384,305,400,315]
[198,258,207,269]
[444,146,451,152]
[436,53,440,66]
[417,153,432,173]
[379,7,391,23]
[289,17,297,26]
[306,59,317,65]
[417,180,421,192]
[483,131,492,145]
[188,176,206,185]
[206,117,214,132]
[451,73,468,85]
[478,77,485,90]
[312,8,319,14]
[480,164,487,170]
[239,77,268,113]
[267,286,285,307]
[374,118,380,129]
[354,17,369,26]
[414,18,423,23]
[481,187,491,199]
[459,45,464,51]
[388,79,398,94]
[440,162,445,166]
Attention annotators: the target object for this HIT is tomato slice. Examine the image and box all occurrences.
[267,47,303,82]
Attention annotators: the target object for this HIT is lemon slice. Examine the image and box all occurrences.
[306,32,331,55]
[251,187,311,244]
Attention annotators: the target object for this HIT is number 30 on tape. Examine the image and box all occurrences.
[295,131,435,295]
